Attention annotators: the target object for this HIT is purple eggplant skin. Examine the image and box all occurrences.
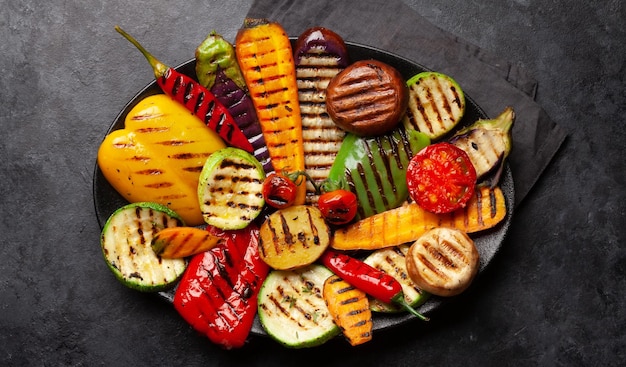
[294,27,350,68]
[210,68,273,174]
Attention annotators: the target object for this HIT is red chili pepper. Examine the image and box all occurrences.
[319,249,429,321]
[172,224,269,349]
[115,26,254,153]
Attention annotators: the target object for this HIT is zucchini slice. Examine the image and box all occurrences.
[100,202,187,292]
[197,147,265,230]
[402,71,465,140]
[258,265,340,348]
[363,244,430,313]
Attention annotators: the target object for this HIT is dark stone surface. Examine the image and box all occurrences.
[1,0,624,366]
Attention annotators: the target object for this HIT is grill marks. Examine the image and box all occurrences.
[257,265,337,346]
[329,66,397,123]
[404,73,465,139]
[259,205,331,270]
[361,244,428,313]
[235,23,306,204]
[127,124,209,191]
[406,227,479,297]
[103,205,186,289]
[344,128,415,219]
[200,156,265,226]
[323,274,373,346]
[296,52,346,203]
[451,128,507,178]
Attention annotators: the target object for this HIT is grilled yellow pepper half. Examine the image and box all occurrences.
[97,94,226,226]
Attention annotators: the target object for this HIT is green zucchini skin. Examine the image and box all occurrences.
[257,264,340,348]
[100,202,187,292]
[402,71,466,140]
[363,245,430,313]
[197,147,266,230]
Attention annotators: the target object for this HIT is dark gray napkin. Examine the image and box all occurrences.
[246,0,568,206]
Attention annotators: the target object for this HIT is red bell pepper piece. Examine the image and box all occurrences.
[115,26,254,153]
[319,249,429,321]
[173,224,269,349]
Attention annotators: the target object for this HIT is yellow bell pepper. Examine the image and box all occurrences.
[98,94,226,226]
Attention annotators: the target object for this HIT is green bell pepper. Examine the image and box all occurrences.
[327,127,430,219]
[195,31,246,90]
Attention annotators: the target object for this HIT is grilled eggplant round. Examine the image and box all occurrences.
[325,60,408,136]
[406,227,479,297]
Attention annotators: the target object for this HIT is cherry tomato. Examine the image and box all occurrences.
[262,173,297,209]
[318,189,358,225]
[406,142,477,214]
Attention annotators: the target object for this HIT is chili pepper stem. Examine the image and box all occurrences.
[392,292,430,321]
[115,25,169,79]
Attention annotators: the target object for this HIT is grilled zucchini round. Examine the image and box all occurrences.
[257,265,340,348]
[402,71,465,140]
[363,244,430,312]
[197,147,265,230]
[100,202,187,292]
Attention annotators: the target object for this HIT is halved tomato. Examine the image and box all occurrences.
[406,142,477,214]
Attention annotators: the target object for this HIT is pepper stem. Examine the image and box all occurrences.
[115,25,169,80]
[392,292,430,322]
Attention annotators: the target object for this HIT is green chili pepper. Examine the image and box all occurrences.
[327,127,430,219]
[195,31,246,90]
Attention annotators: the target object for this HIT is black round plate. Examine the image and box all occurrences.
[93,41,514,336]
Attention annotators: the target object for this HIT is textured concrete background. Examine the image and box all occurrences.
[1,0,625,366]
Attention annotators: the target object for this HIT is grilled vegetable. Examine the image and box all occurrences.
[262,171,300,209]
[235,18,306,204]
[173,224,269,349]
[195,31,246,90]
[327,127,430,219]
[258,205,331,270]
[317,189,358,225]
[326,59,409,137]
[197,147,265,230]
[331,185,507,251]
[449,107,515,184]
[363,245,430,313]
[406,227,479,297]
[257,264,340,348]
[294,27,349,204]
[319,249,429,321]
[151,226,223,258]
[100,202,187,292]
[115,26,253,153]
[97,94,226,226]
[211,68,273,174]
[406,142,477,214]
[402,71,465,140]
[323,274,373,346]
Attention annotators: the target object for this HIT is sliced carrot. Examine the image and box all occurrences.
[323,274,373,346]
[151,226,223,258]
[235,18,306,204]
[331,185,507,251]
